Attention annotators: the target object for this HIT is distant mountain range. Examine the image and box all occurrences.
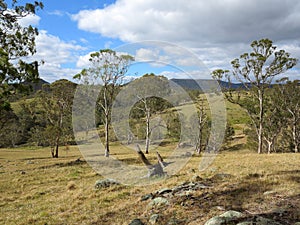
[30,78,246,92]
[23,78,49,92]
[170,78,245,91]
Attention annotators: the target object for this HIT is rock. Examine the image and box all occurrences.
[263,190,276,195]
[140,193,153,201]
[172,181,211,195]
[94,178,120,189]
[178,190,195,197]
[204,216,226,225]
[204,210,244,225]
[129,219,145,225]
[220,210,244,218]
[205,211,284,225]
[148,197,169,208]
[212,173,233,180]
[149,214,159,224]
[254,216,282,225]
[156,188,172,195]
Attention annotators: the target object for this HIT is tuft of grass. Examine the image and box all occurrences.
[67,181,77,190]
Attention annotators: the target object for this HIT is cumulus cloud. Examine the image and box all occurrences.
[76,53,91,68]
[18,14,40,27]
[38,63,81,83]
[71,0,300,76]
[35,30,85,64]
[27,30,86,82]
[72,0,300,45]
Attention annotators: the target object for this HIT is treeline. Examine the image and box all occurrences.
[1,3,299,158]
[0,79,77,157]
[0,73,298,157]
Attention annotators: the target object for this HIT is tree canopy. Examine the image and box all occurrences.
[0,0,43,112]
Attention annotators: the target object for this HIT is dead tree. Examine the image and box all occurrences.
[156,151,167,168]
[135,144,165,177]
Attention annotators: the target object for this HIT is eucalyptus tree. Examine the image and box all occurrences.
[37,79,77,158]
[277,79,300,153]
[74,49,134,157]
[193,95,209,154]
[128,74,171,154]
[212,39,297,153]
[263,89,286,153]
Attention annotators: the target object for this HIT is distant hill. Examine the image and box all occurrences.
[170,78,245,91]
[23,78,50,93]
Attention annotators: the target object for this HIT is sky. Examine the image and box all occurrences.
[15,0,300,82]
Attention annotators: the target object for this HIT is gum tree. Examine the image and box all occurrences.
[37,79,77,158]
[74,49,134,157]
[124,74,171,154]
[212,39,297,154]
[277,79,300,153]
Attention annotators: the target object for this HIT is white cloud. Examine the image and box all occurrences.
[76,53,91,68]
[48,10,65,16]
[71,0,300,76]
[72,0,300,45]
[35,30,85,64]
[26,30,86,82]
[39,63,81,83]
[104,41,113,49]
[134,45,202,68]
[18,14,40,27]
[161,70,211,80]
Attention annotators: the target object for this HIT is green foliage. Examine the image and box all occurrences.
[19,80,77,156]
[74,49,134,157]
[0,0,43,109]
[273,80,300,152]
[0,0,43,140]
[164,110,181,140]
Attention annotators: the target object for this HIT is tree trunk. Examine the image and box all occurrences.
[196,126,203,154]
[145,108,150,154]
[267,140,272,154]
[51,147,55,157]
[104,113,110,157]
[156,151,167,167]
[258,89,264,154]
[292,120,299,153]
[54,136,59,158]
[54,144,59,158]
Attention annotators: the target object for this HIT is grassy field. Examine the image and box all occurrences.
[1,96,299,224]
[0,144,299,225]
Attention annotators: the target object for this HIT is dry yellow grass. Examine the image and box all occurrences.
[0,145,299,224]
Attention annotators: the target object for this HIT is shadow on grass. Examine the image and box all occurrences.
[179,171,300,224]
[223,143,245,151]
[38,158,87,169]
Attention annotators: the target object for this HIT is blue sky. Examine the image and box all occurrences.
[15,0,300,82]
